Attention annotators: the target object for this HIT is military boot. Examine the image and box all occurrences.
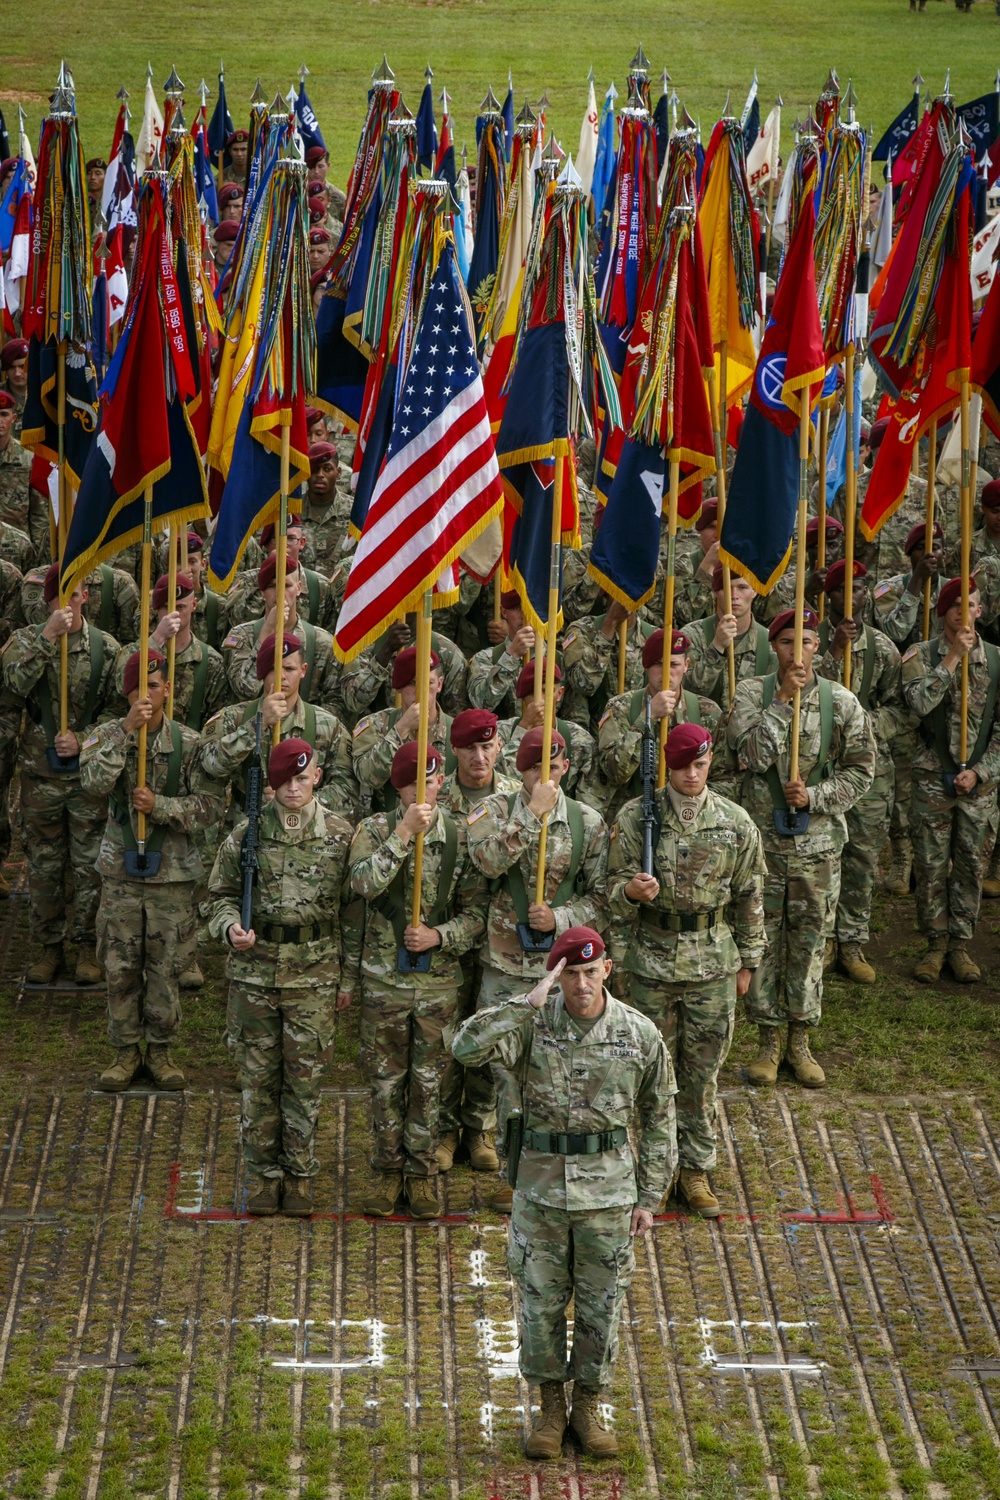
[146,1044,185,1090]
[178,961,204,990]
[282,1177,313,1217]
[525,1381,567,1460]
[464,1130,499,1172]
[362,1172,403,1217]
[823,937,837,972]
[982,851,1000,899]
[406,1174,440,1220]
[838,944,876,984]
[678,1168,720,1219]
[947,944,981,984]
[913,937,948,984]
[247,1178,281,1216]
[882,839,913,897]
[436,1131,460,1172]
[569,1384,619,1458]
[98,1045,142,1092]
[25,943,63,985]
[785,1023,826,1088]
[74,946,103,985]
[489,1180,514,1214]
[747,1026,782,1086]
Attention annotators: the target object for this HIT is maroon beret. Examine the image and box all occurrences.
[0,390,16,412]
[450,708,498,748]
[806,515,844,544]
[904,520,944,555]
[640,628,688,670]
[305,145,329,166]
[516,725,566,771]
[391,645,441,689]
[309,441,338,469]
[85,157,107,172]
[665,722,713,769]
[309,227,331,245]
[123,648,166,697]
[257,553,297,591]
[42,562,61,602]
[936,576,976,617]
[1,338,28,368]
[694,499,719,533]
[869,416,890,450]
[213,219,239,243]
[268,736,314,790]
[390,741,443,789]
[218,182,243,205]
[500,589,521,610]
[152,570,194,610]
[305,405,324,427]
[185,529,204,553]
[226,129,249,146]
[545,924,605,971]
[823,559,866,592]
[768,607,820,641]
[260,514,302,549]
[515,660,561,698]
[981,478,1000,511]
[256,631,301,681]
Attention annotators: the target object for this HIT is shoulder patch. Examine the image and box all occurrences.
[81,732,99,751]
[562,631,578,648]
[874,581,891,598]
[901,645,920,663]
[330,565,342,583]
[353,717,371,736]
[204,710,224,728]
[25,567,47,584]
[598,707,611,730]
[467,802,488,825]
[222,633,240,649]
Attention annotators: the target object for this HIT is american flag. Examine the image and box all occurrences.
[334,240,503,661]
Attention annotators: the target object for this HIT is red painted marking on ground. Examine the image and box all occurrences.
[655,1173,895,1227]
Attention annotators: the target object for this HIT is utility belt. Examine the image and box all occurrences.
[522,1127,628,1155]
[639,905,726,934]
[258,919,334,945]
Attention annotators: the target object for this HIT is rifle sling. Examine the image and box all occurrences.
[34,624,106,749]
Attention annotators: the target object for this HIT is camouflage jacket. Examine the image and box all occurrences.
[439,767,521,843]
[0,560,24,648]
[872,570,938,651]
[562,542,602,623]
[452,990,677,1211]
[607,787,767,983]
[727,671,877,855]
[815,620,909,773]
[221,563,336,634]
[561,613,658,730]
[348,805,489,988]
[351,705,454,798]
[682,614,776,711]
[192,587,231,650]
[496,714,597,804]
[902,634,1000,785]
[219,615,343,712]
[22,563,139,641]
[671,529,716,628]
[80,717,223,883]
[2,620,120,779]
[208,799,363,994]
[595,687,725,821]
[338,630,468,721]
[200,693,360,822]
[466,639,526,720]
[466,785,609,976]
[0,438,32,534]
[0,521,34,575]
[114,634,229,731]
[298,484,356,576]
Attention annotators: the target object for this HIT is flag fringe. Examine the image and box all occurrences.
[719,541,793,598]
[585,559,658,614]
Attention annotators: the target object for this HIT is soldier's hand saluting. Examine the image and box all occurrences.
[525,956,565,1009]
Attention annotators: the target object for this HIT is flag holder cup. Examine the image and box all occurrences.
[773,807,811,837]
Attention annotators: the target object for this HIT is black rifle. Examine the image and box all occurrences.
[241,712,264,930]
[640,695,658,877]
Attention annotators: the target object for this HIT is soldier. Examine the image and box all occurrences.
[452,926,676,1460]
[728,607,876,1088]
[349,742,489,1219]
[209,737,360,1216]
[607,724,766,1218]
[351,646,455,807]
[220,554,342,709]
[179,531,228,649]
[759,516,844,622]
[904,578,1000,983]
[673,499,721,626]
[974,480,1000,567]
[0,389,32,538]
[22,560,140,639]
[201,632,359,822]
[299,441,353,576]
[308,226,333,277]
[225,517,335,631]
[815,560,908,982]
[683,565,776,710]
[2,564,119,983]
[223,129,249,186]
[340,619,468,723]
[0,339,28,435]
[117,572,228,730]
[561,601,657,733]
[211,218,239,278]
[81,649,223,1091]
[85,156,106,216]
[0,517,35,574]
[466,589,539,718]
[497,661,597,804]
[217,181,243,223]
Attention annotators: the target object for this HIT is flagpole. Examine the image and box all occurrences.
[790,401,812,783]
[493,573,502,625]
[411,588,434,927]
[842,342,857,690]
[534,455,564,905]
[136,483,154,857]
[165,523,179,717]
[533,634,544,708]
[657,457,680,787]
[707,367,736,703]
[922,420,937,640]
[56,342,70,738]
[271,425,291,747]
[816,408,829,621]
[617,620,627,693]
[959,380,971,763]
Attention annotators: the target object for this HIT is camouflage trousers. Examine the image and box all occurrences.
[96,877,196,1046]
[889,726,917,845]
[359,977,459,1177]
[507,1197,634,1388]
[747,848,841,1029]
[0,740,16,863]
[440,954,495,1135]
[629,974,735,1171]
[21,771,105,946]
[227,980,335,1179]
[910,775,997,942]
[836,773,894,945]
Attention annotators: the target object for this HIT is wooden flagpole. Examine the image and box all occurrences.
[790,401,812,782]
[842,343,857,690]
[271,425,291,746]
[657,458,680,787]
[165,524,179,717]
[136,484,154,855]
[411,588,434,925]
[959,381,971,763]
[816,408,829,621]
[57,344,70,739]
[922,420,937,641]
[707,366,736,703]
[534,456,564,904]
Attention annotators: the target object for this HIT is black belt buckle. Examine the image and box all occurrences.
[397,946,431,973]
[47,747,79,773]
[773,808,810,837]
[517,923,554,954]
[123,850,161,878]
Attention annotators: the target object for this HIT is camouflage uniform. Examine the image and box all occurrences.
[209,799,362,1179]
[562,542,602,623]
[727,672,876,1027]
[114,634,229,731]
[348,805,489,1177]
[561,614,658,733]
[351,706,455,808]
[80,718,222,1045]
[22,563,139,641]
[872,572,935,846]
[0,560,26,869]
[682,614,776,712]
[595,688,725,827]
[0,437,33,537]
[222,563,336,634]
[496,715,597,806]
[0,521,35,575]
[902,635,1000,942]
[452,989,676,1389]
[2,620,119,949]
[429,573,484,657]
[339,631,468,723]
[608,786,766,1169]
[0,560,25,647]
[192,586,230,650]
[220,616,344,712]
[467,639,528,720]
[671,530,716,628]
[299,484,355,576]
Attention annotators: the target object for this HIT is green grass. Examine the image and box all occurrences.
[4,0,1000,189]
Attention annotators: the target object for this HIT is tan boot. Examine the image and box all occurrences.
[247,1177,281,1216]
[747,1026,782,1086]
[74,946,103,985]
[406,1174,440,1220]
[882,839,912,896]
[464,1130,499,1173]
[282,1176,313,1218]
[178,961,204,990]
[98,1045,142,1092]
[525,1381,567,1460]
[981,853,1000,899]
[362,1171,403,1217]
[569,1383,618,1458]
[678,1168,720,1219]
[489,1180,513,1214]
[146,1044,185,1090]
[785,1023,826,1088]
[436,1131,460,1172]
[947,944,981,984]
[838,943,876,984]
[913,937,948,984]
[823,937,837,972]
[25,944,63,985]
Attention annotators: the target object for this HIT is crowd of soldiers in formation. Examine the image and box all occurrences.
[2,320,1000,1457]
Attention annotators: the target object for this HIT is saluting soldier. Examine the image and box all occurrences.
[683,566,775,710]
[209,737,361,1218]
[608,724,766,1218]
[351,646,455,807]
[728,607,876,1088]
[452,926,676,1461]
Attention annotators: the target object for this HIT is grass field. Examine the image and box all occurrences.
[4,0,1000,188]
